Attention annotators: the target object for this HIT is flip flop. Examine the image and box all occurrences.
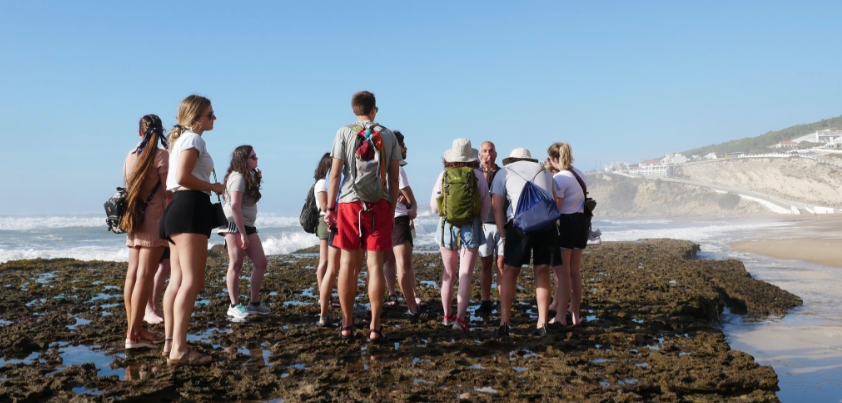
[384,294,398,307]
[339,326,355,342]
[160,338,173,357]
[368,328,389,344]
[167,346,212,367]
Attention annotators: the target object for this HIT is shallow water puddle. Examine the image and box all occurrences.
[513,366,528,372]
[0,351,38,366]
[419,280,439,289]
[300,287,316,299]
[474,386,497,394]
[58,344,123,378]
[67,315,91,330]
[89,293,119,302]
[72,386,104,396]
[412,357,431,364]
[618,378,639,385]
[0,318,11,326]
[283,300,307,306]
[590,358,613,364]
[413,378,431,385]
[35,271,56,283]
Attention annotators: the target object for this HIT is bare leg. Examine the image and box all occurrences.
[246,234,268,303]
[128,247,164,339]
[394,242,418,313]
[480,255,493,302]
[162,242,181,354]
[439,246,458,319]
[569,249,584,325]
[124,248,140,336]
[499,265,521,325]
[496,255,505,297]
[169,233,208,361]
[383,248,397,297]
[145,258,169,324]
[318,246,340,317]
[534,264,550,328]
[552,248,573,326]
[455,247,478,321]
[316,239,328,293]
[339,248,363,336]
[367,250,385,338]
[225,233,246,306]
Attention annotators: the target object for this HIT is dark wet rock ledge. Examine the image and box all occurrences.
[0,239,801,402]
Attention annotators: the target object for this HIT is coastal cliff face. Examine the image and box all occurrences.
[587,173,768,219]
[676,158,842,208]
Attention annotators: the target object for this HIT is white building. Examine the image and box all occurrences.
[662,153,687,165]
[792,129,842,144]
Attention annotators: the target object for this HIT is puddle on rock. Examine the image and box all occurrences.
[67,315,92,330]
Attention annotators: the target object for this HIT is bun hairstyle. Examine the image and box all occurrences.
[223,145,262,202]
[167,95,212,147]
[121,114,165,233]
[547,142,574,170]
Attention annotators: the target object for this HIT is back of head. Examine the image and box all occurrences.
[168,95,212,147]
[351,91,376,116]
[394,130,404,147]
[314,152,332,180]
[547,142,573,170]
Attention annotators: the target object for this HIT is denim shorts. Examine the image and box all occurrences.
[435,217,485,249]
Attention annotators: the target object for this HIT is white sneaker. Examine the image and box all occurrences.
[227,303,250,320]
[245,303,271,316]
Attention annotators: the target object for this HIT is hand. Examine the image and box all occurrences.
[211,182,225,195]
[254,168,262,181]
[397,194,407,205]
[325,210,336,228]
[409,219,415,229]
[407,205,418,220]
[239,233,249,249]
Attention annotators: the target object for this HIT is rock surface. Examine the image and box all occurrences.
[0,240,801,402]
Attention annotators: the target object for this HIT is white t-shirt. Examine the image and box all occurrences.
[166,131,214,194]
[394,167,411,217]
[222,171,259,226]
[314,178,327,215]
[554,167,586,214]
[490,161,556,221]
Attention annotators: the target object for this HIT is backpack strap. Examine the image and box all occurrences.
[566,168,588,196]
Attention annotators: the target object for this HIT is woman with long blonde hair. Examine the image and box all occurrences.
[160,95,224,366]
[123,114,169,349]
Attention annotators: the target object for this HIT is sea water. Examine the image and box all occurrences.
[0,213,839,401]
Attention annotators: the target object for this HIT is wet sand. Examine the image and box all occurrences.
[0,240,801,402]
[730,214,842,269]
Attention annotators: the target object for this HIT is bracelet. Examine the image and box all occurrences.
[404,203,413,210]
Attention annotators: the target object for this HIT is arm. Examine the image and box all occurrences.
[229,190,249,249]
[388,160,400,220]
[476,169,491,220]
[175,149,224,194]
[317,191,328,214]
[399,186,418,219]
[429,172,443,215]
[493,194,507,240]
[325,158,343,228]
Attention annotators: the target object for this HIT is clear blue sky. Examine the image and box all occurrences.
[2,1,840,215]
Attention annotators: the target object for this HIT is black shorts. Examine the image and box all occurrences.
[219,221,258,235]
[557,213,589,250]
[159,190,215,242]
[327,225,339,249]
[503,221,560,267]
[391,216,413,247]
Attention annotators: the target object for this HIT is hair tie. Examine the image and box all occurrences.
[133,126,169,154]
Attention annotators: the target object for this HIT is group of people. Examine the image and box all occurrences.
[121,95,269,366]
[312,91,593,342]
[119,91,593,366]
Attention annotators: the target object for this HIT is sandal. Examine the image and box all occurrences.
[317,316,332,327]
[160,337,173,357]
[125,330,164,349]
[339,326,355,342]
[167,346,212,367]
[368,328,389,344]
[384,294,398,307]
[452,317,471,333]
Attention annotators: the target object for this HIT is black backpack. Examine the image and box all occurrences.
[299,183,319,234]
[104,180,160,234]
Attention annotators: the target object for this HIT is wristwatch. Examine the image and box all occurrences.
[327,207,336,212]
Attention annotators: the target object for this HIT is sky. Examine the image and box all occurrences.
[1,1,840,216]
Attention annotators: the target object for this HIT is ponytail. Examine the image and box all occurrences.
[121,114,164,233]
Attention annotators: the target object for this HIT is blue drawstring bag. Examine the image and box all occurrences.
[513,180,561,233]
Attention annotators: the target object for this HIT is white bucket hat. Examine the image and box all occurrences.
[502,147,539,165]
[443,138,478,163]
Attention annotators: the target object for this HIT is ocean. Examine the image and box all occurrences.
[1,213,839,401]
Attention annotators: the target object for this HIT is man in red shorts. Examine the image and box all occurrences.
[325,91,401,343]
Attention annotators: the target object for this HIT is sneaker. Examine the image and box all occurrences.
[316,315,332,327]
[452,317,470,333]
[442,314,456,327]
[475,301,493,316]
[532,324,548,338]
[227,303,250,320]
[495,323,510,337]
[246,302,271,316]
[405,306,434,322]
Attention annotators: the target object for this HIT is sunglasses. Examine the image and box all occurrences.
[374,106,379,113]
[207,111,216,120]
[248,155,258,160]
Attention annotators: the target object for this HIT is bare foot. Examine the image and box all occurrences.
[144,310,164,325]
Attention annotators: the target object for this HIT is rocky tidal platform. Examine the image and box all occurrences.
[0,239,801,402]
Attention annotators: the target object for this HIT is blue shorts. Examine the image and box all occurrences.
[435,217,485,249]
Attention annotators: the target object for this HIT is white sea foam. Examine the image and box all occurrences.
[0,215,103,231]
[601,220,789,243]
[262,232,320,255]
[254,214,301,228]
[0,246,129,263]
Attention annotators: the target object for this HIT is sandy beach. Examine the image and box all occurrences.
[730,215,842,269]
